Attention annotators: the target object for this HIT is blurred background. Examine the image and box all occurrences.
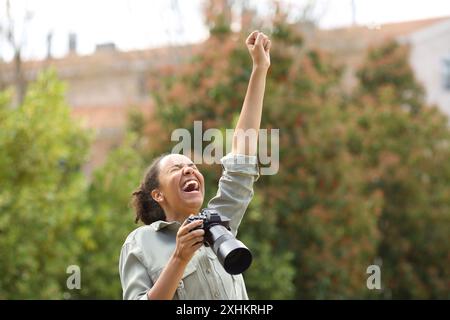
[0,0,449,299]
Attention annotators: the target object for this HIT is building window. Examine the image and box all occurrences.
[443,56,450,90]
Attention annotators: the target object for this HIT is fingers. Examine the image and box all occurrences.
[247,30,270,48]
[192,242,203,251]
[254,32,264,47]
[183,228,205,240]
[179,228,204,244]
[174,217,205,262]
[188,229,204,246]
[187,235,204,247]
[181,217,191,227]
[265,39,271,52]
[253,32,270,54]
[178,218,203,237]
[179,229,204,249]
[246,30,259,45]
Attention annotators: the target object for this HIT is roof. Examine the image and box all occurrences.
[309,16,450,62]
[0,43,198,80]
[303,16,450,92]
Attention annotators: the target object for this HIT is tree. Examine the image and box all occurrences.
[357,41,425,114]
[75,134,144,299]
[0,71,147,299]
[0,0,33,106]
[355,40,450,299]
[260,5,384,299]
[0,70,91,299]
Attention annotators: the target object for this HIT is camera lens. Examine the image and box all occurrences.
[206,225,252,275]
[187,209,253,275]
[218,239,252,275]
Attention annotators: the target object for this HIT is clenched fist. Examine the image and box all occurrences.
[246,30,271,69]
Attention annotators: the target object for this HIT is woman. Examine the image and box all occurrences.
[119,30,271,300]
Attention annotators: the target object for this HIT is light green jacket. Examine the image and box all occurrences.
[119,153,259,300]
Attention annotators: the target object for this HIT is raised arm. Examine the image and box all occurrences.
[206,32,270,235]
[232,31,271,156]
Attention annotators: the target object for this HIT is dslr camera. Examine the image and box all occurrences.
[186,208,252,275]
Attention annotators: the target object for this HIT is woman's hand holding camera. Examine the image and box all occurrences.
[173,218,204,264]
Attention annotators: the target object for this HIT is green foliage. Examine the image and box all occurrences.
[0,71,145,298]
[0,70,92,299]
[355,41,450,299]
[239,194,295,299]
[204,0,232,37]
[259,27,382,298]
[76,135,144,299]
[357,41,425,114]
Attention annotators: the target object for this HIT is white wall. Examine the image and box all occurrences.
[403,19,450,118]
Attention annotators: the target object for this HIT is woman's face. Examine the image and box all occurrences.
[154,154,205,218]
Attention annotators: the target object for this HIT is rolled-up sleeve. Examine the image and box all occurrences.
[119,242,151,300]
[207,153,259,236]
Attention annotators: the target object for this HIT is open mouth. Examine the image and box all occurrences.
[181,179,200,193]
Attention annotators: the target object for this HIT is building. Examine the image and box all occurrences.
[400,18,450,116]
[0,43,196,174]
[310,16,450,116]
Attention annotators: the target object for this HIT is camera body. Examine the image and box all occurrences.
[186,209,231,245]
[186,208,252,275]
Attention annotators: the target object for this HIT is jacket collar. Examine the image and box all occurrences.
[151,220,182,232]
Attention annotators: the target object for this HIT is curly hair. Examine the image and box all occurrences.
[131,154,168,225]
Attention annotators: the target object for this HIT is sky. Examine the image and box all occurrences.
[1,0,450,62]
